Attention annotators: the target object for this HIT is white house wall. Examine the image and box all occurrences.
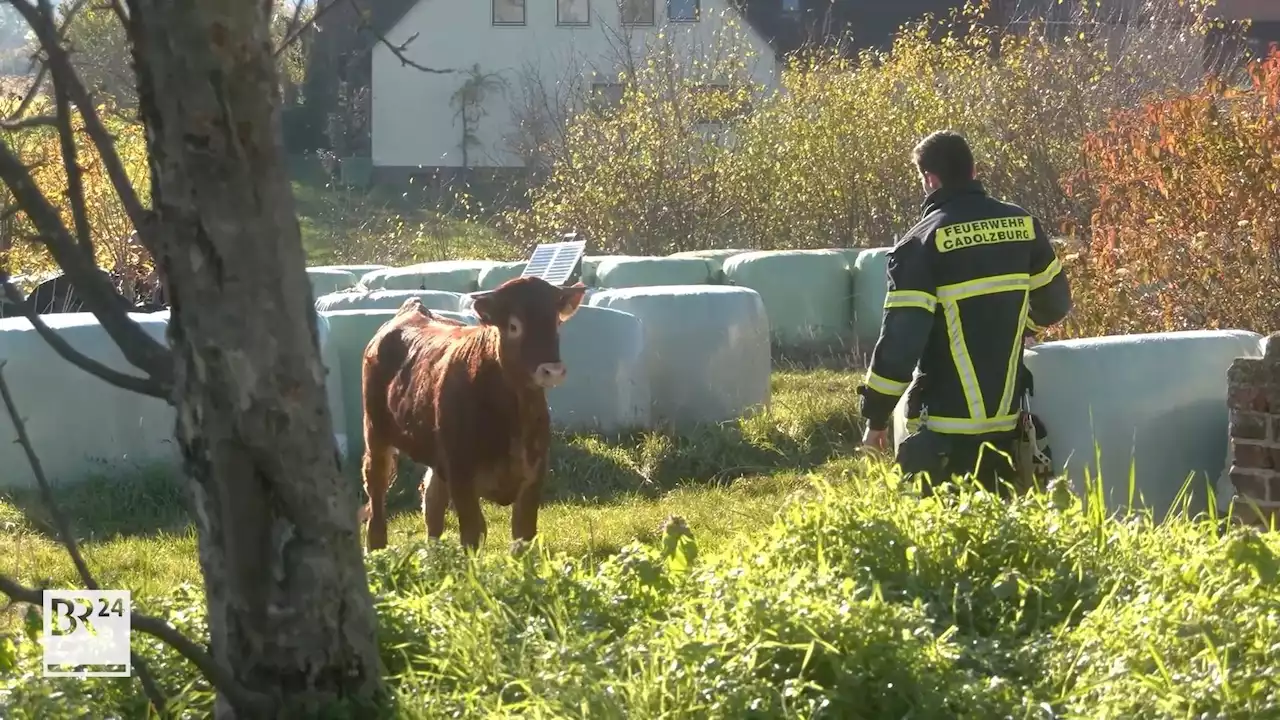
[371,0,780,169]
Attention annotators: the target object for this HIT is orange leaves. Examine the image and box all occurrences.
[1065,52,1280,339]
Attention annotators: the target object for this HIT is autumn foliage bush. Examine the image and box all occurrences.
[509,0,1226,260]
[1055,47,1280,338]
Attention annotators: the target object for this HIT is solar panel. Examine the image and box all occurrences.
[520,232,586,287]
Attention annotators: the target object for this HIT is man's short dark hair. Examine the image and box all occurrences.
[912,130,975,187]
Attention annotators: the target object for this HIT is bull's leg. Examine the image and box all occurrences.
[421,466,451,540]
[450,479,487,551]
[511,475,544,545]
[361,436,396,551]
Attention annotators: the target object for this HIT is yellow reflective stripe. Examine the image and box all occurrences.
[864,371,909,396]
[905,417,922,434]
[1030,257,1062,290]
[926,413,1020,434]
[999,290,1031,418]
[884,290,937,313]
[941,299,986,420]
[1025,319,1044,334]
[936,273,1031,302]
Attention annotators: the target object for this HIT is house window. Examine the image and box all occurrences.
[558,0,590,25]
[620,0,654,25]
[668,0,698,22]
[493,0,525,25]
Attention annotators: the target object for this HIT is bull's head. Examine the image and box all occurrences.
[471,277,587,390]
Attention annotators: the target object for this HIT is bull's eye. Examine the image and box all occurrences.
[507,316,523,338]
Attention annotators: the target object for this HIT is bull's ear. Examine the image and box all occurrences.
[557,282,587,322]
[471,291,501,325]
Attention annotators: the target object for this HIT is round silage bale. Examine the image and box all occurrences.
[668,249,750,282]
[310,263,389,278]
[359,260,497,292]
[721,249,852,352]
[307,268,357,298]
[594,256,712,289]
[478,261,527,290]
[892,329,1264,520]
[581,255,634,286]
[313,312,348,460]
[549,305,650,433]
[588,285,770,430]
[314,288,463,313]
[852,247,891,352]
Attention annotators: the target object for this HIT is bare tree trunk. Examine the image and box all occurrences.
[125,0,385,715]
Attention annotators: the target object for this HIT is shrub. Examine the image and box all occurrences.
[1057,47,1280,338]
[509,0,1231,256]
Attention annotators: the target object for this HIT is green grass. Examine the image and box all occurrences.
[0,370,862,618]
[292,180,522,267]
[3,369,1280,719]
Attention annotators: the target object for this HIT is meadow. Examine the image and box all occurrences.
[1,0,1279,716]
[3,369,1278,718]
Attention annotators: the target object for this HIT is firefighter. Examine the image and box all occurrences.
[857,130,1072,493]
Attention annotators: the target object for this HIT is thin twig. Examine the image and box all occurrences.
[0,280,168,398]
[0,362,168,717]
[274,0,454,73]
[0,573,271,716]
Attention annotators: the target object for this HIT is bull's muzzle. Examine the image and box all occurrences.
[533,362,567,389]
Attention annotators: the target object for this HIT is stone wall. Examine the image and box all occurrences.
[1227,332,1280,526]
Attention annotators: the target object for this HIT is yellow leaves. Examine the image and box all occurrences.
[2,102,150,275]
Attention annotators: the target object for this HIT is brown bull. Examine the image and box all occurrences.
[360,276,588,551]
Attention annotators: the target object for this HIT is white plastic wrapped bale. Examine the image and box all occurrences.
[837,247,866,269]
[852,247,891,353]
[721,250,852,351]
[310,263,388,279]
[359,260,497,293]
[322,309,400,464]
[548,305,650,433]
[0,314,178,491]
[588,286,770,430]
[581,255,635,286]
[314,288,463,313]
[478,261,527,290]
[594,256,712,289]
[313,312,349,460]
[307,267,358,298]
[668,249,749,282]
[892,330,1264,519]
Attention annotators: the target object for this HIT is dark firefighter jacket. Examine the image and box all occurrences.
[857,179,1073,436]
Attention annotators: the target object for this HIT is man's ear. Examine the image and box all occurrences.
[557,282,587,322]
[471,291,501,325]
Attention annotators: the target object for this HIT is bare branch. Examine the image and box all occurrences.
[272,0,454,73]
[0,135,174,386]
[0,572,271,716]
[0,114,57,130]
[0,362,168,717]
[272,0,333,58]
[5,65,49,123]
[0,281,169,399]
[40,0,95,259]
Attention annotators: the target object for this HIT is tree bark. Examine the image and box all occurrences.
[123,0,385,715]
